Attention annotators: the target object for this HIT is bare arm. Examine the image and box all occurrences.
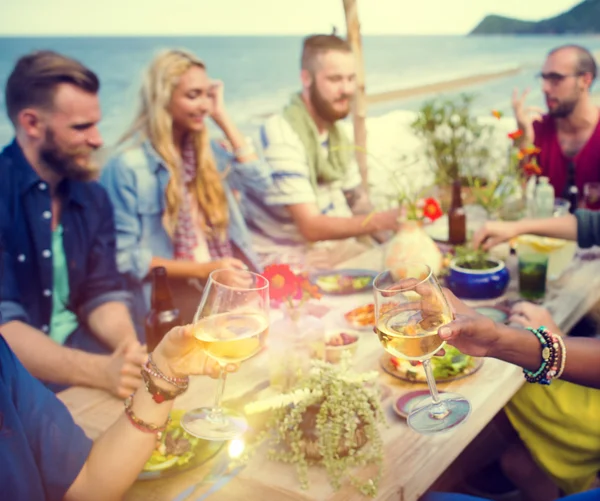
[64,326,224,501]
[64,366,173,500]
[492,324,600,389]
[473,215,577,250]
[86,302,138,351]
[2,320,107,388]
[149,256,247,281]
[287,203,399,242]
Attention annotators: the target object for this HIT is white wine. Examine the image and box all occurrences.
[194,312,269,364]
[375,307,450,361]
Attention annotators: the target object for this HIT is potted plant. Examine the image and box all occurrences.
[410,93,495,210]
[243,356,386,497]
[446,246,510,300]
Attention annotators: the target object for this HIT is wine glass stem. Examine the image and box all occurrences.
[211,365,228,420]
[422,358,449,419]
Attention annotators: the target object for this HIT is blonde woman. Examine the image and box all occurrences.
[101,49,271,324]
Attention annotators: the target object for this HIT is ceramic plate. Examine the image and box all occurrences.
[474,306,509,323]
[380,354,484,384]
[310,269,378,295]
[393,390,446,419]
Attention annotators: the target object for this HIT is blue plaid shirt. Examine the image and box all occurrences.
[0,140,130,334]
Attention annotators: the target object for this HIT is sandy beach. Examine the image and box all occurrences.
[366,67,523,105]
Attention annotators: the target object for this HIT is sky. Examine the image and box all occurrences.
[0,0,584,36]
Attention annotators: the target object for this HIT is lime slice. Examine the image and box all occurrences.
[517,235,567,252]
[143,455,180,472]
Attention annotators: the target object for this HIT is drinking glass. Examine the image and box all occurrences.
[181,269,270,441]
[373,263,471,434]
[584,182,600,210]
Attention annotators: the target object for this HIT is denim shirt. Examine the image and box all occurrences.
[100,140,272,315]
[0,140,130,334]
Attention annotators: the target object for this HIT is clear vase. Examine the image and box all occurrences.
[384,220,443,275]
[494,176,526,221]
[268,305,325,392]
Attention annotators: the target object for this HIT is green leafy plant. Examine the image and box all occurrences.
[243,356,386,497]
[453,245,497,270]
[411,93,494,186]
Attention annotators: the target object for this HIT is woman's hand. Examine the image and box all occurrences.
[151,325,237,379]
[472,220,521,251]
[438,314,501,358]
[208,80,227,124]
[509,301,563,335]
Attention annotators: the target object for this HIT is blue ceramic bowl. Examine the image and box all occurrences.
[446,258,510,300]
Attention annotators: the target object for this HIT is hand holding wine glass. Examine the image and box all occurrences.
[181,269,269,441]
[373,263,471,434]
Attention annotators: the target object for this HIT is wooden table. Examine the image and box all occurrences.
[58,245,600,501]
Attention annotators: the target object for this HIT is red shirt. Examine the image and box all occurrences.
[533,115,600,198]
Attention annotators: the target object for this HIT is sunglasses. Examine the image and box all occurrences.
[536,72,584,85]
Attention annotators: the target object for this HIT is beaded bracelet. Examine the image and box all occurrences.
[146,353,189,389]
[124,396,170,439]
[524,326,560,385]
[555,335,567,379]
[141,370,187,404]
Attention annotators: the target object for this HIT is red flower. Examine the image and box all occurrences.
[508,129,523,140]
[523,162,542,176]
[263,264,299,302]
[422,198,443,222]
[491,110,503,119]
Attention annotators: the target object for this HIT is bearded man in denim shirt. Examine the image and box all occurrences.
[0,51,146,397]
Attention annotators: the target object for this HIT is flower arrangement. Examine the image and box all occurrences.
[243,355,386,497]
[411,93,495,186]
[263,264,321,310]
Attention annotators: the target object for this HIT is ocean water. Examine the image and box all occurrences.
[1,34,600,146]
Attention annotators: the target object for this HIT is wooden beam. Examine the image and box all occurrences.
[343,0,369,190]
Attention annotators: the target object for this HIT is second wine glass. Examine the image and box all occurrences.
[373,263,471,434]
[181,269,270,441]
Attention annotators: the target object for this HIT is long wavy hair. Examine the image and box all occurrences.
[117,49,229,238]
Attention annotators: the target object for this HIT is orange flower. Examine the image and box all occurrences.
[263,264,299,302]
[491,110,503,119]
[517,150,526,160]
[523,162,542,176]
[422,197,443,222]
[522,145,541,156]
[508,129,523,140]
[299,275,322,300]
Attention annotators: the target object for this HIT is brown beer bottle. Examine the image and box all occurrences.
[448,179,466,245]
[145,267,181,352]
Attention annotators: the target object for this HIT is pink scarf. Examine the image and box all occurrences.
[172,138,233,261]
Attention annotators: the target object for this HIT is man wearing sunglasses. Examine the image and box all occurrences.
[512,44,600,206]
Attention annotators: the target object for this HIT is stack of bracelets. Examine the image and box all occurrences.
[524,326,567,385]
[123,353,190,439]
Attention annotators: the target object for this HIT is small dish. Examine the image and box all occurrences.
[311,269,378,295]
[393,390,446,419]
[325,331,360,364]
[474,306,509,323]
[344,303,376,330]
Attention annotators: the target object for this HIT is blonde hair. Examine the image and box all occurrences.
[118,49,228,238]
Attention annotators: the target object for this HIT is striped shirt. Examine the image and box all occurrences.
[244,114,361,254]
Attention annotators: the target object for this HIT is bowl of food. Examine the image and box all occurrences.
[344,303,376,329]
[139,409,224,480]
[311,269,377,295]
[325,331,360,364]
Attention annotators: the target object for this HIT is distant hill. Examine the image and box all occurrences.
[470,0,600,35]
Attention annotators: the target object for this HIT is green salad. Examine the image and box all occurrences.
[143,410,202,472]
[316,274,372,292]
[431,345,471,379]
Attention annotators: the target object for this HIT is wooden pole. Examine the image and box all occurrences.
[343,0,369,190]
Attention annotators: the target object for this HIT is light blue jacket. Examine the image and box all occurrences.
[100,140,272,322]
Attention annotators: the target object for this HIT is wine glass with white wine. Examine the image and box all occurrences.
[373,263,471,434]
[181,269,270,441]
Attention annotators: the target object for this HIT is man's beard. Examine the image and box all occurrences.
[40,129,99,182]
[309,81,352,123]
[547,91,580,119]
